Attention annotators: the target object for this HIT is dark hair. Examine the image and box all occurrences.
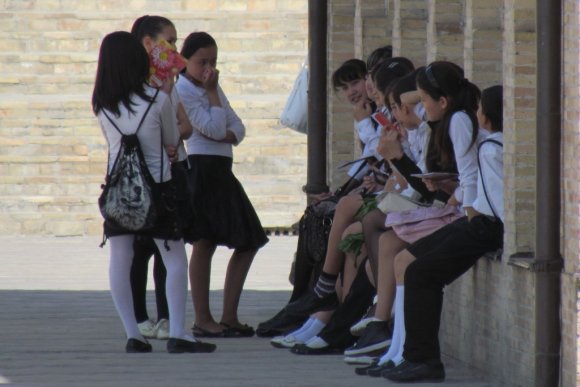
[391,67,423,106]
[366,45,393,73]
[131,15,174,42]
[481,85,503,132]
[331,59,366,91]
[416,61,481,171]
[180,32,217,60]
[374,57,415,98]
[92,31,153,116]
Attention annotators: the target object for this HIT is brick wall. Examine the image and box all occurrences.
[393,0,428,65]
[327,0,391,191]
[0,0,308,235]
[328,0,357,191]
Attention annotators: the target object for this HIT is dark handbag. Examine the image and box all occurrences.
[299,199,337,264]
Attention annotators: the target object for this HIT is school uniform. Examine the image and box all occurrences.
[175,77,268,251]
[402,131,504,363]
[98,86,181,241]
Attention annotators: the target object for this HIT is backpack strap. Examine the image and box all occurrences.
[102,89,159,136]
[101,89,160,179]
[477,138,503,219]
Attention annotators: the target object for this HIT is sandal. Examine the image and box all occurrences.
[191,324,226,338]
[220,323,255,338]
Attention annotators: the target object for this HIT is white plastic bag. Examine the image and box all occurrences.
[280,58,308,134]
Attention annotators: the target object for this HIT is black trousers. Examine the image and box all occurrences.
[319,259,375,349]
[403,215,503,362]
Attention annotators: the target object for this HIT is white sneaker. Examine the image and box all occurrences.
[270,335,303,349]
[155,319,170,340]
[138,319,157,339]
[304,336,328,349]
[350,317,380,336]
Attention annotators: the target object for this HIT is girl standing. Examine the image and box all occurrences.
[93,31,215,353]
[128,14,193,341]
[176,32,268,337]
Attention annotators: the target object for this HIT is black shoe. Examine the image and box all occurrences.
[256,309,307,337]
[380,359,412,378]
[290,343,341,355]
[384,359,445,383]
[125,338,152,353]
[167,338,216,353]
[367,360,395,377]
[285,291,339,316]
[354,360,379,375]
[344,321,391,357]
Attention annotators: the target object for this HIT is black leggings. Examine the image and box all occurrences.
[130,236,169,323]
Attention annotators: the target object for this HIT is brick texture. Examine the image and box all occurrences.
[351,0,577,385]
[0,1,308,235]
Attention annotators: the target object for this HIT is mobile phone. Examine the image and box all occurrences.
[372,111,391,128]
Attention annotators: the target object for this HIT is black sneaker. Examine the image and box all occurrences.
[125,338,152,353]
[343,320,391,357]
[384,359,445,383]
[284,291,339,316]
[167,338,216,353]
[290,343,341,355]
[256,308,307,337]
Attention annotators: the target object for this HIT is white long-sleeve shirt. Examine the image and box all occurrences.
[98,86,176,183]
[169,87,188,162]
[175,77,245,158]
[448,111,479,207]
[472,131,504,221]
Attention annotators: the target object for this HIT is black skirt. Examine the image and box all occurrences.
[184,155,269,250]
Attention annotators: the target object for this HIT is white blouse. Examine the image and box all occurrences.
[472,131,504,221]
[175,77,245,158]
[448,111,479,207]
[98,86,177,183]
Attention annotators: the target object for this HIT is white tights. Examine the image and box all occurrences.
[109,235,188,340]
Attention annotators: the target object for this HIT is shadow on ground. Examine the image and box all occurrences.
[0,290,494,387]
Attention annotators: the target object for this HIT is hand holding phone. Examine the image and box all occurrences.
[372,111,391,128]
[377,128,404,160]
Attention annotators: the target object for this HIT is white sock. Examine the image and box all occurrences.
[392,285,406,364]
[109,235,143,340]
[177,333,197,343]
[294,318,326,342]
[378,285,405,366]
[286,317,315,339]
[154,238,189,339]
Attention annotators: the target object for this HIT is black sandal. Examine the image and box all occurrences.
[220,323,255,338]
[192,324,226,338]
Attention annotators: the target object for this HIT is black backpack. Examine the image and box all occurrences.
[98,90,161,232]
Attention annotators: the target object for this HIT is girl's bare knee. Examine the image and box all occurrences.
[394,250,415,272]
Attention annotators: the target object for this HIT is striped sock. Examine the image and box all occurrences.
[313,271,338,298]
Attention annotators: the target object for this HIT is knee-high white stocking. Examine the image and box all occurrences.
[109,235,142,340]
[154,238,189,340]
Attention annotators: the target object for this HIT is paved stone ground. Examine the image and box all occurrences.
[0,236,495,387]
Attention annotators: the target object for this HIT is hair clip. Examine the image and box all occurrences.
[425,64,442,91]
